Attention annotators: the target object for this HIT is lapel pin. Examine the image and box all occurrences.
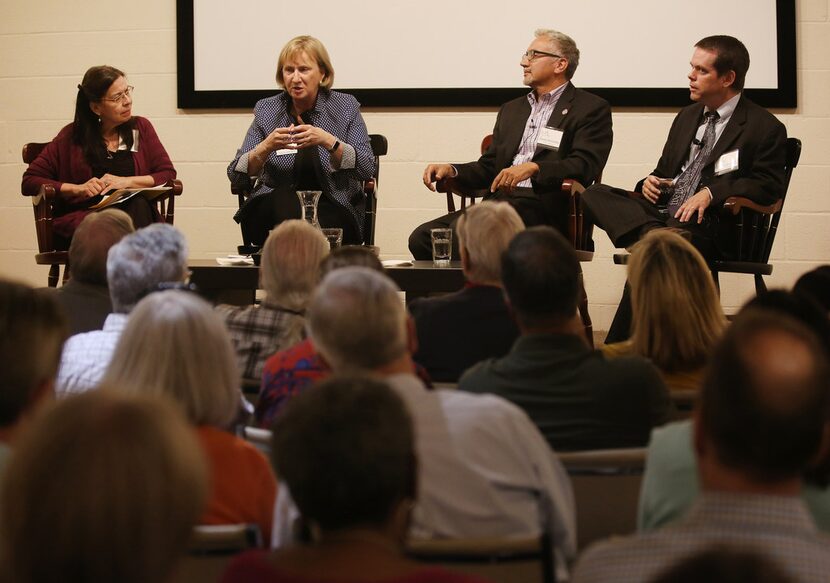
[562,108,568,115]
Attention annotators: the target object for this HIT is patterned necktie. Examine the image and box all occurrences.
[668,111,720,216]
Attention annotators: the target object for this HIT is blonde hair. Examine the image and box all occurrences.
[628,229,726,372]
[261,219,329,310]
[276,35,335,90]
[103,290,241,427]
[0,390,207,583]
[456,201,525,284]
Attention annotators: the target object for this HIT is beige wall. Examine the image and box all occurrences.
[2,0,827,330]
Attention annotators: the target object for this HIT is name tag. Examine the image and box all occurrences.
[714,149,739,176]
[275,148,297,156]
[537,126,564,151]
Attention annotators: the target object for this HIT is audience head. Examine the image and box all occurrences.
[456,201,524,285]
[261,219,329,311]
[0,279,67,431]
[501,226,580,330]
[68,209,135,286]
[0,390,207,583]
[103,290,241,428]
[319,245,384,278]
[793,266,830,313]
[272,375,415,534]
[650,547,794,583]
[309,267,407,372]
[694,35,750,92]
[742,289,830,356]
[276,35,335,91]
[106,223,188,313]
[697,309,830,485]
[534,29,580,79]
[627,229,725,372]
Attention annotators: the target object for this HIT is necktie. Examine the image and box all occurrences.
[668,111,720,216]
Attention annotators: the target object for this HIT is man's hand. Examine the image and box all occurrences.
[675,189,711,224]
[422,164,456,191]
[490,162,539,193]
[641,175,670,204]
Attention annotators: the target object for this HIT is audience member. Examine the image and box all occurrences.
[222,375,490,583]
[638,289,830,533]
[409,201,523,382]
[216,219,329,380]
[256,245,385,426]
[275,267,575,579]
[573,309,830,583]
[649,547,794,583]
[459,226,671,451]
[55,223,188,395]
[794,265,830,313]
[0,390,207,583]
[48,208,134,335]
[602,229,726,391]
[103,290,277,542]
[0,279,67,479]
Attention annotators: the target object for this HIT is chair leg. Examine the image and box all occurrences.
[578,271,593,348]
[754,274,767,295]
[47,264,60,288]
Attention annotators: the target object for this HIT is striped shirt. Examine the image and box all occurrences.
[573,492,830,583]
[513,82,569,187]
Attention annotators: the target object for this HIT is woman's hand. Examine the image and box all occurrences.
[260,125,302,153]
[63,177,108,201]
[100,174,134,191]
[290,124,336,150]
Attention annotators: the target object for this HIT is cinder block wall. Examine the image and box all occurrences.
[2,0,827,330]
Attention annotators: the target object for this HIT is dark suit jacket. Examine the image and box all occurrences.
[410,284,519,383]
[454,83,613,193]
[636,94,787,207]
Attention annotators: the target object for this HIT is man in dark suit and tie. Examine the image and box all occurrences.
[582,35,787,261]
[409,29,613,260]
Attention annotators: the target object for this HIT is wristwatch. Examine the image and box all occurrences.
[327,140,341,153]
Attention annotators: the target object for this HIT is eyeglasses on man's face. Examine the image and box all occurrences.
[101,86,134,104]
[522,50,563,62]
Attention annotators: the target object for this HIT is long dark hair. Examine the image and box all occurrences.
[72,65,135,167]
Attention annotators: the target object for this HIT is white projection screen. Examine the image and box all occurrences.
[176,0,796,109]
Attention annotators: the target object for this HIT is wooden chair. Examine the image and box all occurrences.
[173,524,262,583]
[613,137,802,296]
[435,134,598,345]
[232,133,388,254]
[406,534,555,583]
[557,448,646,551]
[22,142,183,287]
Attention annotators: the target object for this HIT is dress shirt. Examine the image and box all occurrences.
[272,373,575,579]
[513,82,569,187]
[638,420,830,533]
[56,312,128,396]
[459,333,672,451]
[574,492,830,583]
[215,301,306,380]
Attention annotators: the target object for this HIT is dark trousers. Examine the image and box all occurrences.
[239,186,361,247]
[408,188,552,260]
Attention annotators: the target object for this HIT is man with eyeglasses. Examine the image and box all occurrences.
[409,29,613,260]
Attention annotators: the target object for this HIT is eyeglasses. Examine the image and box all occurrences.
[101,86,134,104]
[522,50,563,62]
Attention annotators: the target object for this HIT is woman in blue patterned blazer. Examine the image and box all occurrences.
[228,36,376,246]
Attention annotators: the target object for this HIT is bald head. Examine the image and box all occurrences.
[700,309,830,483]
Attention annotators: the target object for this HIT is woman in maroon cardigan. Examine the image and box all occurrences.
[22,65,176,244]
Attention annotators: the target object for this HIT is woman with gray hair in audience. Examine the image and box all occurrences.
[216,219,329,380]
[103,290,277,543]
[221,375,489,583]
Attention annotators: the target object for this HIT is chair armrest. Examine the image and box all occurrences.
[722,196,782,216]
[363,178,376,197]
[30,184,58,207]
[560,178,585,198]
[436,177,489,200]
[166,179,183,197]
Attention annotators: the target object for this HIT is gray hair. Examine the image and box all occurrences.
[456,201,524,284]
[260,220,329,310]
[103,290,241,428]
[308,267,407,372]
[535,29,580,79]
[69,209,135,285]
[106,224,188,313]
